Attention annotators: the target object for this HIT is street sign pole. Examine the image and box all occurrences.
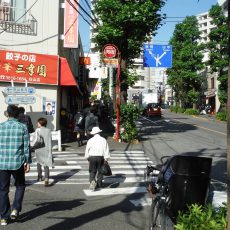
[102,44,121,141]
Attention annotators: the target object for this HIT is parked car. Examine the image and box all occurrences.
[143,103,162,117]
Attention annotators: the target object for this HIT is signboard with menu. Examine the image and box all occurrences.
[0,50,59,85]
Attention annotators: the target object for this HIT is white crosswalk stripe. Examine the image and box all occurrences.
[26,149,150,203]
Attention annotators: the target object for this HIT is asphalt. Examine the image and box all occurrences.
[62,112,227,209]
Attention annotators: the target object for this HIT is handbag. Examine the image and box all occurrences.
[30,128,45,150]
[101,161,112,176]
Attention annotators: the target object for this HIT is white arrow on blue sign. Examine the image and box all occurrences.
[5,96,36,105]
[143,44,172,68]
[3,87,36,95]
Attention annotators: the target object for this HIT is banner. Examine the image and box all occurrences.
[64,0,79,48]
[0,50,59,85]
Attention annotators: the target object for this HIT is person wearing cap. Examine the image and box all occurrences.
[84,126,110,190]
[0,105,31,226]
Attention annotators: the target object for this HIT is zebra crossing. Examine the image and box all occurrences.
[26,149,153,205]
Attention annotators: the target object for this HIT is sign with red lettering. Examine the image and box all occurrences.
[103,45,117,58]
[0,50,59,85]
[79,57,91,65]
[64,0,79,48]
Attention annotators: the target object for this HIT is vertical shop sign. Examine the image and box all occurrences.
[64,0,79,48]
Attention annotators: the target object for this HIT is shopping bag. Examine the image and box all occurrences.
[101,161,112,176]
[30,129,45,150]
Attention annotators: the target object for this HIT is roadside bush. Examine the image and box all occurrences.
[216,111,227,122]
[177,107,186,113]
[184,108,199,115]
[120,104,141,142]
[175,203,227,230]
[170,105,179,113]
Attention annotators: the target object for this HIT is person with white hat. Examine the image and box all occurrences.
[84,126,110,190]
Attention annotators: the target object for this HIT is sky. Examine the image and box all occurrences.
[78,0,218,53]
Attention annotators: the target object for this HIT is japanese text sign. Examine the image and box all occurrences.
[79,57,90,65]
[64,0,79,48]
[0,50,59,85]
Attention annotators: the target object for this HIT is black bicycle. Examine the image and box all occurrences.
[144,155,212,230]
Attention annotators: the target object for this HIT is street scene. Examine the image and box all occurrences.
[4,110,227,230]
[0,0,228,229]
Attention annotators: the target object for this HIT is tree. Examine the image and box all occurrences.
[207,4,228,108]
[167,16,204,108]
[92,0,166,102]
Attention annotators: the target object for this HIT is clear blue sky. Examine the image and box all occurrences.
[79,0,218,53]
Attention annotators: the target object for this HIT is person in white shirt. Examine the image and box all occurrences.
[85,126,110,190]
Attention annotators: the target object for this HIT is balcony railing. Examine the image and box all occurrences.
[0,4,37,36]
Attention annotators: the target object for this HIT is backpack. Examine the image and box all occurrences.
[87,115,98,131]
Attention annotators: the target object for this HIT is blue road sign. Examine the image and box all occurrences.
[3,87,36,95]
[143,44,172,68]
[5,96,36,105]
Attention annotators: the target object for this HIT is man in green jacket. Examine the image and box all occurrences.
[0,105,31,226]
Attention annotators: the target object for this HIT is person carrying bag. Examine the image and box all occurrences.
[84,126,110,191]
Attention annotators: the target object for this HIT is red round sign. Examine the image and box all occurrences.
[103,45,117,58]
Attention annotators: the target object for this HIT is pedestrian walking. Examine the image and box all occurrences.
[73,111,85,147]
[85,106,99,138]
[0,105,31,226]
[34,118,53,186]
[17,106,35,133]
[84,126,110,191]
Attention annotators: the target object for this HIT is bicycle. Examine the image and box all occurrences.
[144,155,212,230]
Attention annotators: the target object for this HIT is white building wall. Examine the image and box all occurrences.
[0,0,60,128]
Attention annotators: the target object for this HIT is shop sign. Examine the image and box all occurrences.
[79,57,90,65]
[102,58,118,66]
[103,45,117,58]
[64,0,79,48]
[0,50,59,85]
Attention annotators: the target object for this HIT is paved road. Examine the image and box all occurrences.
[5,110,226,229]
[8,145,151,229]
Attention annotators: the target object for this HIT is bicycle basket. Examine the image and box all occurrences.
[161,155,212,220]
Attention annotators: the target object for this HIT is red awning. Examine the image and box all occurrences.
[59,57,78,86]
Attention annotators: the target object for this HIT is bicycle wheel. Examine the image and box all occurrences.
[149,197,166,230]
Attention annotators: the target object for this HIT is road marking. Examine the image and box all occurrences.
[212,191,227,207]
[112,150,144,154]
[172,117,226,136]
[26,176,146,185]
[29,165,81,170]
[26,169,144,177]
[83,186,147,196]
[66,161,77,164]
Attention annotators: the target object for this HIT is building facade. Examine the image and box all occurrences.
[0,0,87,131]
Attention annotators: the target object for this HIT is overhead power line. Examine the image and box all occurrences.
[73,0,99,26]
[66,0,92,27]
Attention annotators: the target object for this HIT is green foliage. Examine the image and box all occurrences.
[187,90,199,104]
[206,4,228,106]
[170,105,180,113]
[175,203,227,230]
[216,111,227,122]
[167,16,204,107]
[120,104,141,142]
[184,108,199,115]
[177,107,186,113]
[93,0,166,64]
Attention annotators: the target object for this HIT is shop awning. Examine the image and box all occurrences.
[59,57,78,86]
